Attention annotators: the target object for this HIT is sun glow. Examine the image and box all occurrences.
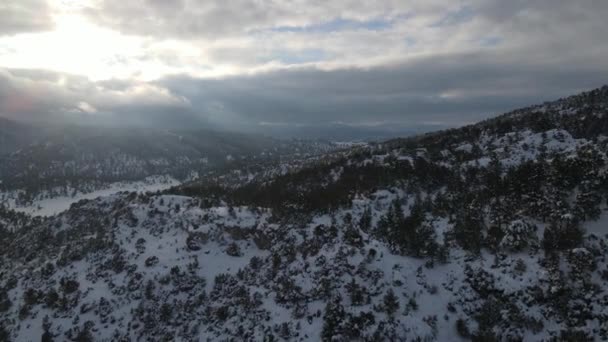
[0,4,209,81]
[0,14,129,79]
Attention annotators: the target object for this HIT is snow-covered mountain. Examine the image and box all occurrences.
[2,86,608,341]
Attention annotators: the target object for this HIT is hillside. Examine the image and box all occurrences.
[0,122,336,211]
[0,118,39,156]
[2,87,608,341]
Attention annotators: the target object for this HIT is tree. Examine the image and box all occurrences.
[358,206,372,232]
[395,199,424,254]
[0,289,11,312]
[499,219,537,252]
[0,324,9,342]
[542,221,583,252]
[383,289,399,317]
[453,201,485,253]
[456,318,470,338]
[322,295,346,341]
[225,242,242,257]
[41,315,54,342]
[344,222,364,248]
[345,278,367,306]
[574,179,602,221]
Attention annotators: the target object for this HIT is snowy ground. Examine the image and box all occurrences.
[0,175,181,217]
[583,209,608,236]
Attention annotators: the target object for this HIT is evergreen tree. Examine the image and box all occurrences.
[358,206,372,232]
[499,219,537,252]
[383,289,400,317]
[543,221,584,252]
[322,295,346,341]
[345,278,367,306]
[453,200,485,253]
[0,323,9,342]
[378,197,404,246]
[574,179,602,221]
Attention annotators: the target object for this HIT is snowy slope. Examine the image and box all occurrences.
[1,189,608,341]
[0,175,181,217]
[3,86,608,341]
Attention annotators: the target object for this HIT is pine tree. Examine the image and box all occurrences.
[499,219,537,252]
[322,295,346,341]
[344,224,364,248]
[0,323,9,342]
[453,199,485,253]
[543,221,583,252]
[358,206,372,232]
[377,197,404,247]
[41,315,54,342]
[346,278,366,306]
[574,178,602,221]
[383,289,400,317]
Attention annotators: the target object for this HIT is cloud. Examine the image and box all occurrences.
[75,101,97,114]
[2,38,608,132]
[74,0,608,77]
[0,68,190,124]
[158,49,608,128]
[0,0,54,36]
[83,0,413,39]
[0,1,608,135]
[268,17,396,34]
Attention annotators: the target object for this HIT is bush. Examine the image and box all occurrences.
[225,242,242,257]
[513,259,527,275]
[0,290,11,312]
[456,318,470,338]
[60,278,80,294]
[145,256,159,267]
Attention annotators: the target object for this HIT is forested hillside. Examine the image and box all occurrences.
[0,123,336,208]
[2,87,608,341]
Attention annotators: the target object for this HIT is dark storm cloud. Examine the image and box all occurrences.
[2,45,608,130]
[159,50,608,128]
[0,0,54,36]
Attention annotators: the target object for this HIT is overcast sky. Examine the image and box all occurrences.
[0,0,607,133]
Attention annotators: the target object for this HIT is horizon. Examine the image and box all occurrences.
[2,84,606,142]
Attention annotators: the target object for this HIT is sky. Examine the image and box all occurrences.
[0,0,607,135]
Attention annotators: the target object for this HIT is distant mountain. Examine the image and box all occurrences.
[2,86,608,341]
[0,119,337,205]
[249,122,446,141]
[66,108,213,131]
[0,117,38,155]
